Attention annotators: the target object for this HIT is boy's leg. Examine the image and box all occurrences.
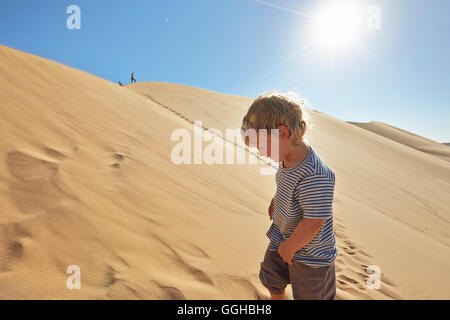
[270,291,286,300]
[323,263,336,300]
[289,261,336,300]
[259,247,290,300]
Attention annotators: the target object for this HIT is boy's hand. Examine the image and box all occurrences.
[278,240,296,265]
[268,197,275,220]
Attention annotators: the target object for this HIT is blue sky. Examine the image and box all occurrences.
[1,0,449,142]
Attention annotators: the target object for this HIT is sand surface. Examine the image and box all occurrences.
[0,45,449,299]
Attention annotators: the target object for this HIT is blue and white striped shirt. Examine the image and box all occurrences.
[267,145,337,267]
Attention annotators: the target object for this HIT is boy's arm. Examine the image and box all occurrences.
[268,196,275,220]
[280,218,324,261]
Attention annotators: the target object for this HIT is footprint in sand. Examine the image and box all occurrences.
[5,149,79,216]
[0,223,33,273]
[109,151,130,169]
[333,218,401,299]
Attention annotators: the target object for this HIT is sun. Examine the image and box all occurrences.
[313,3,362,51]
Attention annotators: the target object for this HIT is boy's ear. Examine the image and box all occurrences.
[277,125,289,139]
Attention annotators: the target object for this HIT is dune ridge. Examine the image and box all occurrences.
[0,45,449,299]
[348,121,450,162]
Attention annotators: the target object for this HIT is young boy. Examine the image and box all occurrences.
[241,93,337,300]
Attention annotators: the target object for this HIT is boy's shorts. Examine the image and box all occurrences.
[259,246,336,300]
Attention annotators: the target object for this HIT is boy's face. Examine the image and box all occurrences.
[247,126,290,162]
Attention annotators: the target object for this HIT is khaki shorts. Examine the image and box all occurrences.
[259,246,336,300]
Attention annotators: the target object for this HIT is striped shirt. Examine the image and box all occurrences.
[267,145,337,267]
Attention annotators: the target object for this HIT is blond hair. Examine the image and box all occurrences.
[241,92,310,148]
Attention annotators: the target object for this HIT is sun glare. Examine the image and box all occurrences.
[313,3,362,50]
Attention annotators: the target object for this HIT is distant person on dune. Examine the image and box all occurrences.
[131,72,136,83]
[118,81,123,86]
[241,93,337,300]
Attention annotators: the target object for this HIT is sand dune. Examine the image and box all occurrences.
[348,121,450,162]
[0,45,449,299]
